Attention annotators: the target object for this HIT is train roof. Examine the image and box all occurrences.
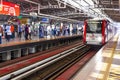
[86,18,108,21]
[86,18,110,23]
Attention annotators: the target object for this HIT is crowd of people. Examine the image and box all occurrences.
[0,22,82,44]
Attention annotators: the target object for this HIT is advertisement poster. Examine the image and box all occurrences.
[0,1,20,16]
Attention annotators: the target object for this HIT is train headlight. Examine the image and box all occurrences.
[98,37,102,41]
[86,37,89,40]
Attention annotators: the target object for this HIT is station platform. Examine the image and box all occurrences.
[72,34,120,80]
[0,35,82,61]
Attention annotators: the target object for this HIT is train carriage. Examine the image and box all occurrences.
[83,18,114,45]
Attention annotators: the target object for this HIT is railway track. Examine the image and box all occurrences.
[10,45,94,80]
[0,40,83,80]
[21,46,100,80]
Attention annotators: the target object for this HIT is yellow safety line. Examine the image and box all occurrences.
[108,40,120,79]
[106,35,118,80]
[97,34,119,80]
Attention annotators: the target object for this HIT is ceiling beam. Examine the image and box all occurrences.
[107,13,120,16]
[119,0,120,12]
[94,8,120,11]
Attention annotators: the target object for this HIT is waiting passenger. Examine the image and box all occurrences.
[53,26,57,37]
[24,24,29,40]
[62,25,66,36]
[39,24,44,38]
[0,26,3,44]
[6,23,12,42]
[10,23,15,40]
[64,27,69,36]
[18,24,22,39]
[44,26,47,38]
[28,25,32,40]
[56,26,60,36]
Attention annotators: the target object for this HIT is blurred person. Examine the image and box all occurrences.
[62,25,66,36]
[10,23,15,40]
[51,24,55,37]
[39,24,44,38]
[24,24,29,40]
[49,26,53,38]
[6,23,12,42]
[69,24,73,36]
[56,26,60,36]
[21,24,25,38]
[18,24,22,39]
[64,26,69,36]
[53,26,57,37]
[67,26,70,35]
[0,25,3,44]
[28,25,32,40]
[3,24,7,41]
[44,26,47,38]
[73,25,77,35]
[60,25,63,36]
[47,25,51,38]
[21,24,25,33]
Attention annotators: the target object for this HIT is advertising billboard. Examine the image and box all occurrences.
[0,1,20,16]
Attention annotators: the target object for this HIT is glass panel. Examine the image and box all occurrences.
[86,20,102,33]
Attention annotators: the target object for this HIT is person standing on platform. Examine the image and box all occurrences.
[56,26,60,36]
[53,26,57,37]
[44,26,47,38]
[10,23,15,40]
[39,24,44,38]
[28,25,32,40]
[50,26,53,38]
[67,26,70,36]
[4,24,7,42]
[6,23,12,42]
[24,24,29,40]
[64,26,69,36]
[62,25,66,36]
[0,26,3,44]
[18,24,22,40]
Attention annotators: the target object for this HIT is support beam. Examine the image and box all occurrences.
[58,13,86,16]
[24,0,39,5]
[119,0,120,12]
[94,8,120,11]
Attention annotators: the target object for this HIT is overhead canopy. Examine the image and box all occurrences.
[1,0,120,22]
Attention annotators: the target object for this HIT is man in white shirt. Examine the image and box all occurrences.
[6,24,12,42]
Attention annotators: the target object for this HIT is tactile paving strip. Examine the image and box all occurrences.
[108,35,120,80]
[108,65,120,80]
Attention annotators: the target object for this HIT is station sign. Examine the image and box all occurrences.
[0,1,20,16]
[41,18,49,23]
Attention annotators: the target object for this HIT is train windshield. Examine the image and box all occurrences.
[86,20,102,33]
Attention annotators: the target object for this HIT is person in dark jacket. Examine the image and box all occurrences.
[24,24,29,40]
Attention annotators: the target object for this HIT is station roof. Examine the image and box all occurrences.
[2,0,120,22]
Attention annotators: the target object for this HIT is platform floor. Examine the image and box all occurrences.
[1,32,82,45]
[72,34,120,80]
[0,34,80,47]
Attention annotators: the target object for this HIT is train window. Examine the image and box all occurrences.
[86,21,102,33]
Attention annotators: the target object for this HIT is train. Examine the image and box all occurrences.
[83,18,115,45]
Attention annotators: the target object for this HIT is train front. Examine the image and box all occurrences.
[83,20,104,45]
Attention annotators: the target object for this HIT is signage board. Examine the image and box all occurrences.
[41,18,49,23]
[0,1,20,16]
